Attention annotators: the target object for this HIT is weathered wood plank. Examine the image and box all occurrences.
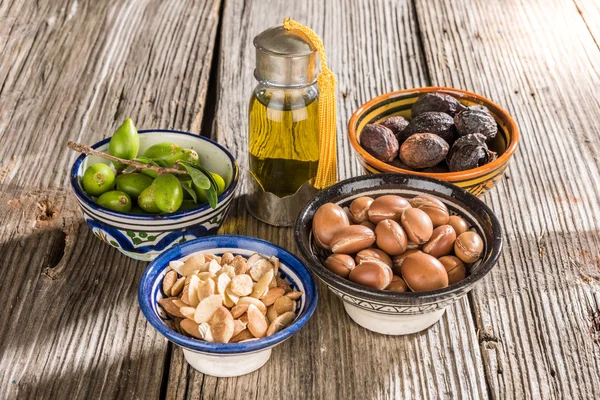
[166,0,489,399]
[414,0,600,398]
[574,0,600,50]
[0,0,221,398]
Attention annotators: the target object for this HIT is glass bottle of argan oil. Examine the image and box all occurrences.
[246,26,321,226]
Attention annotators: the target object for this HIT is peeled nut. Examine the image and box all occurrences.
[312,203,350,249]
[409,195,449,227]
[401,208,433,244]
[349,196,374,223]
[386,275,409,292]
[355,248,393,268]
[448,215,469,235]
[348,260,393,290]
[391,249,422,275]
[360,220,376,230]
[368,195,411,224]
[324,254,356,278]
[400,253,448,292]
[454,231,484,263]
[422,225,456,258]
[439,255,467,285]
[330,225,376,254]
[210,306,235,343]
[375,219,408,256]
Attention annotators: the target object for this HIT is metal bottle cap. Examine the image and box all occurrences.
[254,26,320,87]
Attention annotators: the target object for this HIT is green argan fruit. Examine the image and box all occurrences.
[82,163,115,196]
[152,173,183,213]
[193,172,227,204]
[138,186,161,213]
[109,118,139,170]
[115,173,154,198]
[97,190,132,212]
[182,148,199,164]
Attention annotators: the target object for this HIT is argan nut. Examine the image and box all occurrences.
[324,254,356,278]
[349,260,393,290]
[422,225,456,258]
[386,275,409,292]
[374,219,408,256]
[312,203,350,250]
[448,215,469,235]
[399,133,449,169]
[392,249,423,275]
[411,92,466,118]
[330,225,376,254]
[378,116,409,142]
[400,253,448,292]
[359,124,399,162]
[355,248,393,268]
[439,255,467,285]
[409,195,449,227]
[401,208,433,244]
[454,231,484,263]
[368,195,411,224]
[406,240,420,250]
[454,106,498,140]
[349,196,374,223]
[360,220,376,230]
[400,112,457,145]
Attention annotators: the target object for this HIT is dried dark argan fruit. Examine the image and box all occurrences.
[411,93,466,118]
[360,124,399,163]
[378,116,409,143]
[454,106,498,140]
[447,133,498,172]
[400,133,450,169]
[399,112,457,145]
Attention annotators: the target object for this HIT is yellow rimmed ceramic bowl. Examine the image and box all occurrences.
[348,87,519,196]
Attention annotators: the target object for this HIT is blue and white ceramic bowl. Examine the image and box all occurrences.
[138,235,318,377]
[70,130,239,261]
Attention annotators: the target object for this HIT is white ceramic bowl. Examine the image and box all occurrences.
[138,235,318,377]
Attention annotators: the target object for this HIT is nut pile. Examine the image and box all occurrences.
[313,194,484,292]
[158,252,302,343]
[359,92,498,172]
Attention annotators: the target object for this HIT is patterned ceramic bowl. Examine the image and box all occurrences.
[70,130,239,261]
[138,235,318,377]
[348,87,519,196]
[294,173,502,335]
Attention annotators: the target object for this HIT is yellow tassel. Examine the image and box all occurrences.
[283,18,337,189]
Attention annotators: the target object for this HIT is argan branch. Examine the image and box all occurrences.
[66,141,187,175]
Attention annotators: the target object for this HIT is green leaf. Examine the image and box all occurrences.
[133,156,158,166]
[205,186,218,209]
[180,181,198,203]
[178,160,211,190]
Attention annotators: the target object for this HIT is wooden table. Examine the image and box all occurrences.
[2,0,599,398]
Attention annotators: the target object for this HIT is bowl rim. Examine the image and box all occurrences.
[347,86,520,182]
[138,235,319,354]
[293,173,503,304]
[70,129,240,220]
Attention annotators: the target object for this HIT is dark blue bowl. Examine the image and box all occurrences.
[138,235,318,354]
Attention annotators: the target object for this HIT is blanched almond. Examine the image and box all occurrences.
[172,299,187,308]
[247,304,268,338]
[232,319,247,337]
[158,298,184,318]
[194,294,223,323]
[276,277,292,293]
[180,319,202,339]
[266,305,278,324]
[188,275,201,307]
[230,329,254,343]
[162,270,177,296]
[198,321,213,341]
[180,254,205,276]
[230,274,253,297]
[232,256,249,275]
[239,314,248,324]
[248,257,273,282]
[231,304,249,319]
[270,256,280,276]
[238,297,267,315]
[285,291,303,300]
[274,296,295,315]
[220,252,235,266]
[221,264,236,280]
[210,306,234,343]
[197,272,212,281]
[223,290,235,308]
[180,306,196,320]
[268,276,278,288]
[251,269,273,299]
[216,273,231,295]
[207,259,222,276]
[180,283,190,305]
[198,278,215,301]
[171,277,185,296]
[168,260,184,275]
[261,288,285,306]
[225,288,240,305]
[266,311,296,336]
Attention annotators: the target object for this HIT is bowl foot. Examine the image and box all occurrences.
[343,302,446,335]
[182,347,272,377]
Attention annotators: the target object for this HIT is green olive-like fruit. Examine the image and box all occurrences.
[193,172,226,203]
[178,199,198,211]
[97,190,132,212]
[82,163,115,196]
[143,142,186,167]
[138,186,161,213]
[109,119,139,170]
[152,173,183,213]
[115,173,154,198]
[182,148,199,164]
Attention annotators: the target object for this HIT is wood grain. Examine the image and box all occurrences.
[0,0,221,398]
[414,0,600,398]
[166,0,488,399]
